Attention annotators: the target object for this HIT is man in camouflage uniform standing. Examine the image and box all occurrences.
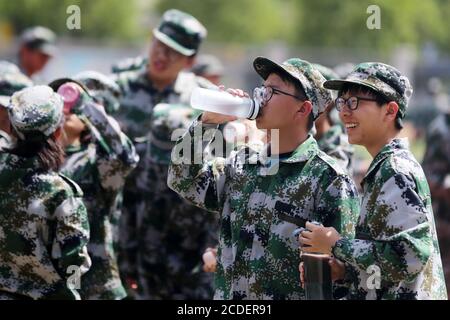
[313,64,353,173]
[113,9,218,299]
[0,61,33,150]
[168,57,360,300]
[0,86,91,300]
[50,77,138,300]
[17,26,57,82]
[300,62,448,299]
[422,85,450,297]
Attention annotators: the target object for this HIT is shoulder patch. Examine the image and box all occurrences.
[58,173,84,197]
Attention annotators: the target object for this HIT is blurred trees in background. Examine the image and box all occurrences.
[1,0,450,53]
[0,0,144,41]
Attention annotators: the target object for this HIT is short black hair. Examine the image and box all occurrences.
[338,83,403,130]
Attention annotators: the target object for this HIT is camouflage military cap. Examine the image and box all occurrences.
[313,64,341,124]
[0,61,21,74]
[6,85,64,139]
[191,54,224,77]
[253,57,332,119]
[312,64,339,81]
[20,26,57,56]
[153,9,207,56]
[0,62,33,107]
[324,62,413,119]
[333,62,355,79]
[73,71,121,114]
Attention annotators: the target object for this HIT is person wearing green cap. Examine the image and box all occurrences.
[0,85,91,300]
[18,26,57,80]
[312,63,353,174]
[49,78,139,300]
[0,61,33,150]
[167,57,359,300]
[112,9,218,299]
[298,62,448,299]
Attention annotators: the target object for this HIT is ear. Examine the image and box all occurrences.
[385,101,399,123]
[297,100,312,118]
[53,127,62,140]
[185,56,196,69]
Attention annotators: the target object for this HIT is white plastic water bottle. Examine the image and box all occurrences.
[190,87,261,120]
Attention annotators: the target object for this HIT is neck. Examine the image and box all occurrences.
[147,70,177,92]
[269,128,308,155]
[366,130,400,158]
[61,131,81,148]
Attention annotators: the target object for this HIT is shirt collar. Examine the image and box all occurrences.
[363,138,409,183]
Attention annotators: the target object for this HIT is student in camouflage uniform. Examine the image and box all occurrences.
[421,93,450,297]
[0,85,91,300]
[313,64,353,173]
[168,57,360,300]
[299,62,448,300]
[49,78,138,300]
[0,61,33,148]
[113,9,218,299]
[17,26,57,81]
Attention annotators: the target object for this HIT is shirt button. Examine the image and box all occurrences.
[257,177,263,183]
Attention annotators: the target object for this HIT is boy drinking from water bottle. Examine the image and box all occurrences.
[167,57,360,300]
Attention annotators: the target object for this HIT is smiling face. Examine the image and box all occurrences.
[256,73,309,131]
[147,38,193,85]
[338,86,389,150]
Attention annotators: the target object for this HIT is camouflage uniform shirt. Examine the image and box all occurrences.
[0,154,91,300]
[60,102,138,300]
[168,119,360,300]
[332,139,448,300]
[114,68,218,299]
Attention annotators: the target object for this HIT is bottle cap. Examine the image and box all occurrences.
[57,82,81,113]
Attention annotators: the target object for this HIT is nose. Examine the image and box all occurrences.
[339,105,352,120]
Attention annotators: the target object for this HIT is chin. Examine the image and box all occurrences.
[255,119,267,130]
[347,135,361,146]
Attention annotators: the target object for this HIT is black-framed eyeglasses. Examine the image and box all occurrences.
[255,86,305,105]
[335,96,378,111]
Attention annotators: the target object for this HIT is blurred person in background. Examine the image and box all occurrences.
[191,54,224,86]
[112,9,218,299]
[422,77,450,297]
[49,77,138,300]
[313,63,354,174]
[0,61,33,150]
[17,26,57,82]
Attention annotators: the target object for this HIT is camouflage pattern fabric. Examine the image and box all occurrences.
[60,101,138,300]
[113,68,218,299]
[0,154,91,300]
[253,57,333,120]
[324,62,413,120]
[316,124,354,174]
[0,130,12,151]
[332,139,448,300]
[168,118,360,300]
